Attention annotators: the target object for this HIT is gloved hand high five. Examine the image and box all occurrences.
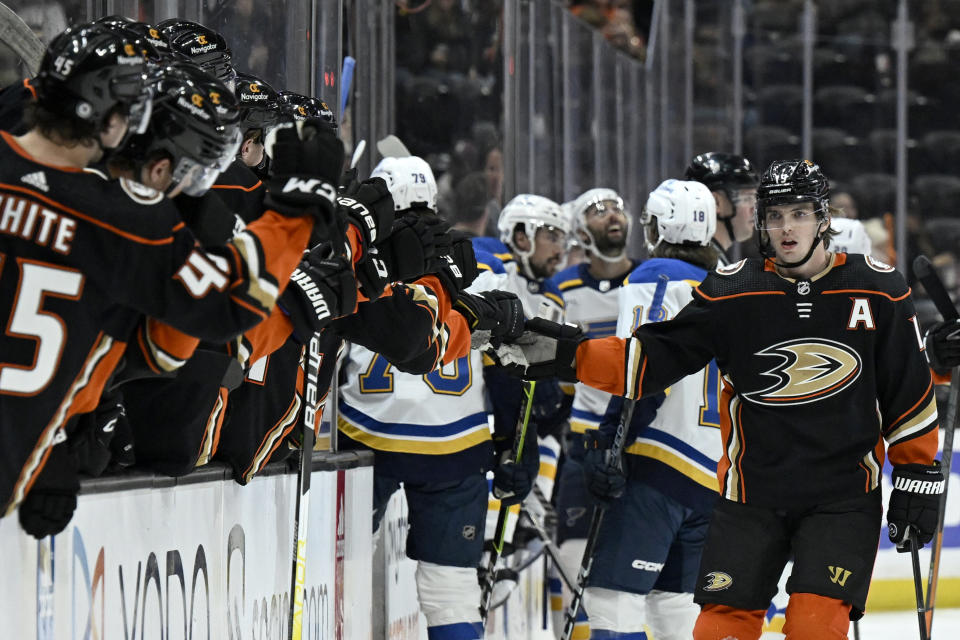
[887,462,944,549]
[375,212,451,282]
[337,177,395,250]
[925,319,960,373]
[494,318,586,382]
[278,244,358,340]
[455,290,525,350]
[434,231,479,297]
[264,121,344,236]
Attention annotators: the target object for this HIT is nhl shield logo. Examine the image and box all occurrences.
[797,280,811,295]
[462,525,476,540]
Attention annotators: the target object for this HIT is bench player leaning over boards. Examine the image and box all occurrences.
[492,159,944,640]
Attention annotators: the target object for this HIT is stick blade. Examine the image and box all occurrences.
[376,134,410,159]
[0,1,45,76]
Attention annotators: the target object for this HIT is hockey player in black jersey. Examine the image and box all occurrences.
[234,71,281,180]
[685,152,758,265]
[495,159,943,640]
[0,25,340,531]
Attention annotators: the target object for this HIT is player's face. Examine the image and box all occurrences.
[729,187,757,242]
[240,130,265,167]
[529,225,568,279]
[764,202,824,262]
[585,199,628,255]
[98,112,131,156]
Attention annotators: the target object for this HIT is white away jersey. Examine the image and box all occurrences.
[616,258,721,492]
[552,261,638,433]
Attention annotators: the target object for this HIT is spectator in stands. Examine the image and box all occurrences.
[422,0,473,77]
[449,172,493,236]
[437,138,480,218]
[831,187,860,219]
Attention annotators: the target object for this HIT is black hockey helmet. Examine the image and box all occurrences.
[755,159,832,267]
[118,62,241,196]
[755,158,830,226]
[158,19,235,88]
[685,152,759,192]
[94,15,170,62]
[34,24,152,137]
[234,71,281,131]
[278,91,337,129]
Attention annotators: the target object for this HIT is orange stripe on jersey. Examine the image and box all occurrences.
[932,369,952,385]
[695,288,787,302]
[230,293,269,321]
[243,308,295,363]
[716,382,735,499]
[887,378,934,433]
[888,427,938,467]
[147,318,200,362]
[245,209,313,290]
[2,132,83,172]
[821,288,911,302]
[22,78,37,100]
[346,225,364,262]
[0,181,178,245]
[5,334,125,514]
[575,337,629,396]
[211,180,263,192]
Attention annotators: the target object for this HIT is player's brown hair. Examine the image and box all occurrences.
[652,243,719,270]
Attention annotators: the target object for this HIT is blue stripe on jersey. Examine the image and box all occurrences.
[538,444,559,459]
[627,258,706,285]
[637,426,718,471]
[426,621,484,640]
[339,402,488,439]
[473,248,507,274]
[583,319,619,338]
[570,407,604,433]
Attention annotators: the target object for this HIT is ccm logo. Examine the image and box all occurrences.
[631,559,665,572]
[282,177,336,203]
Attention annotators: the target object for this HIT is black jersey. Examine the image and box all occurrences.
[577,253,939,510]
[211,159,265,224]
[0,131,313,513]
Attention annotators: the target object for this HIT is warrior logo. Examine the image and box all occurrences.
[744,338,861,405]
[703,571,733,591]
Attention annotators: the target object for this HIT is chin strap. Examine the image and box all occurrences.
[759,222,827,269]
[590,246,628,263]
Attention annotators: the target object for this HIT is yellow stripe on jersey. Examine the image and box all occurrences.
[544,291,565,308]
[569,420,600,434]
[558,278,584,291]
[539,460,557,481]
[477,262,493,272]
[560,381,576,396]
[886,395,938,444]
[625,442,720,491]
[337,416,491,454]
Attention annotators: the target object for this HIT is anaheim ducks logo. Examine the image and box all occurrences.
[298,106,307,116]
[703,571,733,591]
[197,34,208,45]
[124,43,136,56]
[744,338,861,405]
[149,28,160,39]
[191,93,204,107]
[249,83,261,93]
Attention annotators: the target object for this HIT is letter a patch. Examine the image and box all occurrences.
[847,297,875,330]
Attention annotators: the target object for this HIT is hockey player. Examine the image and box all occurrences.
[0,26,337,521]
[234,71,281,179]
[684,152,758,265]
[829,217,873,256]
[548,188,639,637]
[494,159,943,640]
[336,155,527,640]
[580,179,721,640]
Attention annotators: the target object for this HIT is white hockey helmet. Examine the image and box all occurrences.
[570,187,631,262]
[642,179,717,248]
[497,193,571,278]
[829,217,872,255]
[370,155,438,212]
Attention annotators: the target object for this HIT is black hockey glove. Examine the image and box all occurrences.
[887,462,944,549]
[925,319,960,374]
[337,177,395,250]
[494,318,586,382]
[375,212,451,282]
[70,387,133,477]
[581,431,626,507]
[18,442,80,539]
[264,121,344,231]
[455,290,525,349]
[278,248,358,341]
[354,248,391,301]
[492,431,540,507]
[433,231,480,298]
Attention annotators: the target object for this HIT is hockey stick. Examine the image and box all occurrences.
[518,499,577,592]
[913,254,959,638]
[905,530,930,640]
[288,333,321,640]
[0,1,45,76]
[480,379,537,621]
[560,273,668,640]
[560,398,633,640]
[339,55,355,116]
[376,134,411,159]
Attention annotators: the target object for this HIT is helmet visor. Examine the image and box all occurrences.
[756,201,824,230]
[173,157,222,197]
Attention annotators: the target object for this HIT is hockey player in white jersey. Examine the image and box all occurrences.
[684,152,759,265]
[336,156,526,640]
[829,217,873,256]
[548,188,640,637]
[579,179,723,640]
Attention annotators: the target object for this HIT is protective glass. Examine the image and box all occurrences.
[173,157,223,197]
[728,188,757,206]
[755,204,823,230]
[585,199,627,219]
[216,128,243,171]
